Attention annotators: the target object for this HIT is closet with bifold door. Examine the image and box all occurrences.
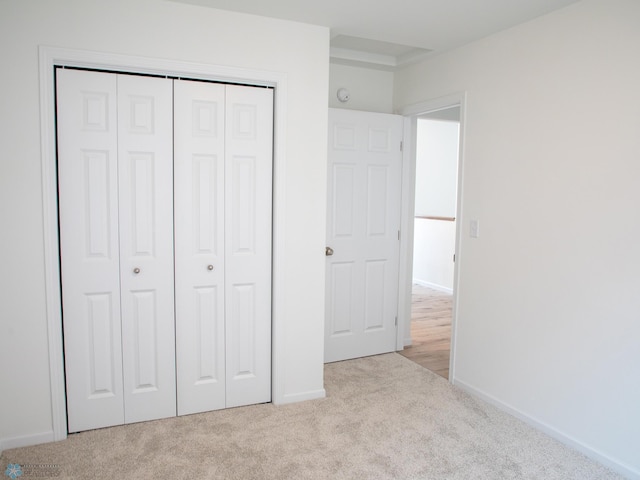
[57,68,273,433]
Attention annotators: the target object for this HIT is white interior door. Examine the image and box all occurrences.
[117,74,176,424]
[174,80,227,415]
[59,70,176,431]
[174,81,273,413]
[325,108,403,363]
[58,69,124,433]
[60,69,272,431]
[224,84,273,408]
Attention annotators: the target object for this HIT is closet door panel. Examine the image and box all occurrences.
[225,85,273,408]
[174,80,226,415]
[58,69,125,433]
[61,73,275,429]
[117,74,176,424]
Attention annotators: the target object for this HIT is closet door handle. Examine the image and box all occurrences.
[133,267,141,274]
[325,247,334,256]
[207,265,214,271]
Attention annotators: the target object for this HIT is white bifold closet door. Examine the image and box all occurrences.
[58,69,176,433]
[174,80,273,415]
[58,69,273,432]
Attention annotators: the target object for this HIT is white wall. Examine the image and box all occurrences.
[396,0,640,476]
[412,219,455,292]
[0,0,328,450]
[412,119,459,291]
[328,63,394,113]
[414,119,459,218]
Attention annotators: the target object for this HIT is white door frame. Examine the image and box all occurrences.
[397,93,466,383]
[38,45,288,441]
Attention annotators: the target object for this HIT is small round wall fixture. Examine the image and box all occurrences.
[337,87,350,103]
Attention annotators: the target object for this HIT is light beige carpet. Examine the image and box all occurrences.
[1,354,622,479]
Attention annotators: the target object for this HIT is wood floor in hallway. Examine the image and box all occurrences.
[398,285,452,379]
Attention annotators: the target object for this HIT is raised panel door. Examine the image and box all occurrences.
[224,85,273,408]
[60,72,273,431]
[57,68,125,432]
[325,108,403,362]
[117,74,176,424]
[174,80,226,415]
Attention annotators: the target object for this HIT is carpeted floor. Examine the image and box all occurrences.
[1,354,622,479]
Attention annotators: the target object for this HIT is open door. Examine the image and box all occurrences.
[324,108,403,363]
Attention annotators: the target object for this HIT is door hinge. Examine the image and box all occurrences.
[395,316,398,326]
[400,140,403,152]
[398,230,401,241]
[453,253,455,262]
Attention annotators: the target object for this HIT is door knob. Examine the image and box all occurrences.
[325,247,334,256]
[207,264,214,271]
[133,267,141,274]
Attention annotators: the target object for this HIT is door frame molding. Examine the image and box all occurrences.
[39,45,288,441]
[397,92,467,383]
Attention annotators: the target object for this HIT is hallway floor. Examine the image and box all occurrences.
[398,285,452,379]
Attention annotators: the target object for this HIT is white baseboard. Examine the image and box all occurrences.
[278,388,326,405]
[0,431,56,453]
[412,279,453,294]
[453,379,640,480]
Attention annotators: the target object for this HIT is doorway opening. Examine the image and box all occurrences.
[398,104,462,380]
